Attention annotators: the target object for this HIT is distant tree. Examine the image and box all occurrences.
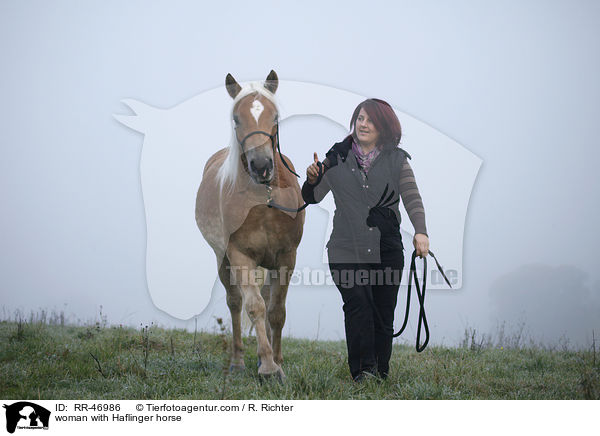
[489,264,600,348]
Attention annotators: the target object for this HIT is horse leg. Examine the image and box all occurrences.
[218,256,245,372]
[227,248,283,379]
[260,269,273,345]
[269,251,296,366]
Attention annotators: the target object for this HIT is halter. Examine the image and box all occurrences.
[235,120,324,213]
[238,129,276,152]
[236,122,301,177]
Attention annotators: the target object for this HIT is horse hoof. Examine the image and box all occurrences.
[258,365,285,383]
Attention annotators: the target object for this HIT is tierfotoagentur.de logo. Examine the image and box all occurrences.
[3,402,51,434]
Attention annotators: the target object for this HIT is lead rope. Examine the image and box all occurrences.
[266,145,324,213]
[268,129,453,351]
[270,132,453,351]
[366,249,452,352]
[269,130,451,351]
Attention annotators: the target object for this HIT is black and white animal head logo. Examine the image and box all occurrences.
[3,402,50,434]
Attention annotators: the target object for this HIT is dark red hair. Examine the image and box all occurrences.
[346,98,402,149]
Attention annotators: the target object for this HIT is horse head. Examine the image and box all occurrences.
[225,70,279,185]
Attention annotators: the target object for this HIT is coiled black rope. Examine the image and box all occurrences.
[366,249,452,352]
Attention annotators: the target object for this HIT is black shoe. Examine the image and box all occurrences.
[353,368,377,383]
[352,373,366,383]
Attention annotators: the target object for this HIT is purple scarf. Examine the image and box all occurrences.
[352,139,382,174]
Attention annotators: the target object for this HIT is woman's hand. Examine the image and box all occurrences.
[306,152,321,185]
[413,233,429,258]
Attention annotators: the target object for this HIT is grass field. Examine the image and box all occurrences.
[1,318,599,400]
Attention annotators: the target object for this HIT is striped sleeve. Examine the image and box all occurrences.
[398,158,428,236]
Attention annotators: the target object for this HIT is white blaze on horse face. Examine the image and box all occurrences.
[250,100,264,124]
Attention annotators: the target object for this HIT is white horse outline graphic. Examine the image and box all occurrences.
[114,80,482,321]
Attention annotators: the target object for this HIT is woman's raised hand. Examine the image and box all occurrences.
[306,152,321,185]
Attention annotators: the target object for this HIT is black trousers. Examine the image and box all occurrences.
[329,249,404,379]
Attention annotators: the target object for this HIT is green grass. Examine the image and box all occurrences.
[0,320,598,399]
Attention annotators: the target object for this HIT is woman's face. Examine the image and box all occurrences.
[355,107,380,147]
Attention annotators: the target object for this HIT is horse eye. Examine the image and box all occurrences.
[233,116,240,125]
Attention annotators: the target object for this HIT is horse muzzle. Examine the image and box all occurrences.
[250,157,274,184]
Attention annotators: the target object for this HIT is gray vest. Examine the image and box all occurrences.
[307,137,410,264]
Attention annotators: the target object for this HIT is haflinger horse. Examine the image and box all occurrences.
[195,71,304,380]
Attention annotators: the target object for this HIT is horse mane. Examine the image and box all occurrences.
[217,81,280,194]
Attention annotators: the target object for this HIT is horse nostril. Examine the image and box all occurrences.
[250,158,272,176]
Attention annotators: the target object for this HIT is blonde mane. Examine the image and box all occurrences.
[216,81,280,194]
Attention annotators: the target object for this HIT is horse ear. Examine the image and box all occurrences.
[225,73,242,99]
[264,70,278,94]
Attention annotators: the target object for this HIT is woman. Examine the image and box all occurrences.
[302,98,430,382]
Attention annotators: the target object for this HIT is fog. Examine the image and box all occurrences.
[1,1,599,349]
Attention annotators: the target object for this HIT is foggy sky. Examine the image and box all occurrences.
[1,0,599,348]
